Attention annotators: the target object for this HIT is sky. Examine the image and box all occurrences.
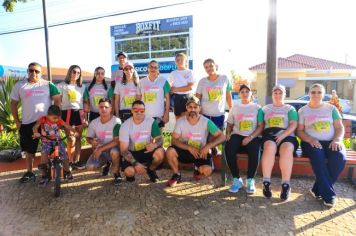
[1,0,356,79]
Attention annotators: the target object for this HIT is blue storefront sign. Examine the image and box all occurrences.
[111,60,193,76]
[0,65,27,78]
[111,15,193,37]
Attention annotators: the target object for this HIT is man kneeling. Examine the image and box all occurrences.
[166,95,225,187]
[119,100,165,183]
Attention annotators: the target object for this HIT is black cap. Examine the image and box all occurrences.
[116,51,128,58]
[239,84,251,92]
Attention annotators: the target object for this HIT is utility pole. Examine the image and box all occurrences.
[265,0,277,104]
[42,0,52,81]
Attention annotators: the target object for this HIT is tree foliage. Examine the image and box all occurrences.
[2,0,28,12]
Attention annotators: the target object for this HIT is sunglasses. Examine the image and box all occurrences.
[28,69,41,74]
[149,66,159,70]
[72,70,81,74]
[124,67,133,71]
[132,108,145,113]
[311,91,322,95]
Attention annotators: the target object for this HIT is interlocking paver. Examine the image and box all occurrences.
[0,169,355,236]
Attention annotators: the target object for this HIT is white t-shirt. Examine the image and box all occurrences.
[196,75,232,117]
[88,83,109,113]
[10,78,60,124]
[298,103,341,141]
[114,81,138,110]
[174,116,219,149]
[262,104,298,136]
[227,103,263,137]
[86,116,121,145]
[119,117,161,151]
[57,82,88,110]
[137,75,170,118]
[168,69,195,95]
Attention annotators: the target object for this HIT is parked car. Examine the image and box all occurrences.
[285,100,356,134]
[295,94,352,114]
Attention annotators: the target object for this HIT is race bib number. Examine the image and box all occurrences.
[207,88,222,101]
[188,139,201,149]
[124,95,135,107]
[313,121,331,132]
[67,90,77,102]
[134,142,146,151]
[239,120,253,131]
[268,117,284,128]
[144,92,157,103]
[93,96,103,107]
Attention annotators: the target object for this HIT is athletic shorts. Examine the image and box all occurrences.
[171,94,190,116]
[89,111,100,122]
[19,122,39,154]
[261,133,299,155]
[171,145,212,167]
[203,114,225,130]
[41,140,68,160]
[119,109,132,123]
[121,148,159,170]
[86,147,119,169]
[61,109,83,126]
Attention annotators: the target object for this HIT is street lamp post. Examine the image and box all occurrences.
[42,0,52,81]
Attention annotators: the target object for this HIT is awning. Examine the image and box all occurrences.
[298,76,356,81]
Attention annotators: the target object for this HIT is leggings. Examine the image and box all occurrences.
[225,134,261,179]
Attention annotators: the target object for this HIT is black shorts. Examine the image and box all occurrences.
[121,149,155,170]
[171,145,212,167]
[61,109,83,126]
[119,109,132,123]
[261,133,299,155]
[153,117,165,128]
[19,122,40,154]
[89,111,100,122]
[171,94,190,116]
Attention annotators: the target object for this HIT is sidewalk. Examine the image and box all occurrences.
[0,169,355,236]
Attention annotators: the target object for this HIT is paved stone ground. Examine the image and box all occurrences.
[0,169,355,236]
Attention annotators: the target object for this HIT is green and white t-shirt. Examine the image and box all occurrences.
[10,78,60,124]
[174,116,220,149]
[88,84,110,113]
[262,104,298,136]
[137,75,171,118]
[298,103,341,141]
[196,75,232,116]
[168,69,195,95]
[57,82,89,110]
[119,117,161,152]
[227,103,264,137]
[114,81,138,110]
[86,116,121,145]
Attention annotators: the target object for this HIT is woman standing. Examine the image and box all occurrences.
[87,67,110,122]
[261,85,298,201]
[168,53,195,119]
[225,84,264,194]
[297,83,346,207]
[57,65,89,169]
[114,61,139,122]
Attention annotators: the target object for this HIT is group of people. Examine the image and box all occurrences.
[10,51,346,208]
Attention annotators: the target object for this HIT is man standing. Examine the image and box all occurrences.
[119,100,165,182]
[86,98,122,185]
[166,95,226,187]
[11,62,61,183]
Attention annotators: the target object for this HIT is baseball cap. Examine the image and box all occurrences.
[116,51,128,58]
[239,84,251,92]
[272,84,286,94]
[123,61,134,69]
[186,95,201,106]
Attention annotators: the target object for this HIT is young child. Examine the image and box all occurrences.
[32,105,77,186]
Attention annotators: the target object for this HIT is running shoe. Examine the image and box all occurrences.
[229,177,244,193]
[280,183,291,201]
[262,181,272,199]
[19,171,36,183]
[246,178,256,194]
[167,173,182,187]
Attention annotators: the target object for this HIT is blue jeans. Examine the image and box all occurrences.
[301,141,346,202]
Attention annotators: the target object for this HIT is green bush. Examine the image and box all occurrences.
[0,131,20,150]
